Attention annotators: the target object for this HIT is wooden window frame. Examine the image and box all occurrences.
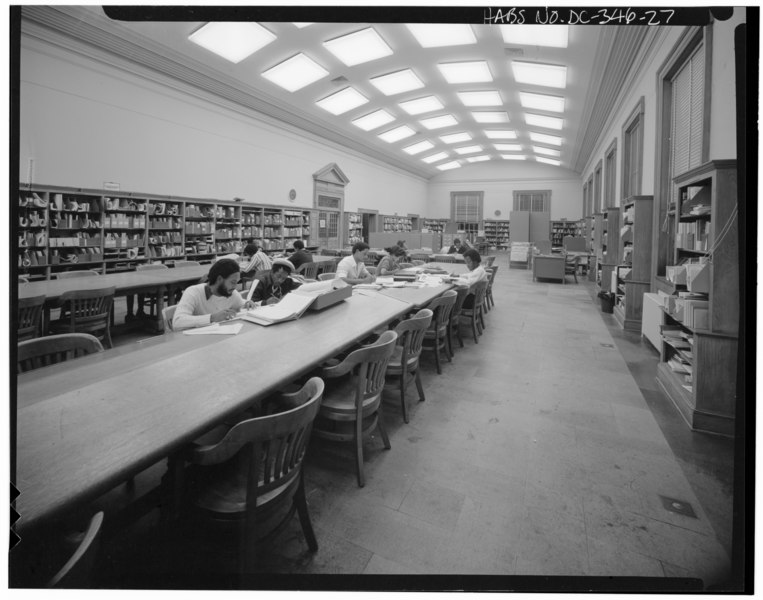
[622,97,645,202]
[604,138,618,208]
[512,189,551,213]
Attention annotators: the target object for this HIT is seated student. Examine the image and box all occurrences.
[241,243,273,278]
[448,238,469,254]
[288,240,313,271]
[173,258,253,330]
[377,245,406,276]
[454,248,489,309]
[250,258,302,305]
[336,241,375,285]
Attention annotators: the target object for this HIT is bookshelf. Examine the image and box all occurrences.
[550,219,579,247]
[346,212,363,245]
[613,196,653,331]
[598,207,620,293]
[382,215,414,233]
[655,160,738,436]
[483,219,510,249]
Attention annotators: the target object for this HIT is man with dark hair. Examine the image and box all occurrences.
[454,248,489,309]
[336,241,375,285]
[288,239,313,270]
[242,242,273,277]
[250,258,302,305]
[173,258,253,330]
[448,238,469,254]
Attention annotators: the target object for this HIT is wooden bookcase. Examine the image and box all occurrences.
[550,219,579,247]
[655,160,738,436]
[345,212,363,245]
[613,196,653,331]
[598,207,620,293]
[382,215,413,233]
[17,184,317,279]
[483,219,510,249]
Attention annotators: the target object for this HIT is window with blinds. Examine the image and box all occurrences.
[317,195,341,210]
[670,44,705,177]
[450,191,483,230]
[513,190,551,212]
[594,163,603,212]
[605,140,617,208]
[622,98,645,200]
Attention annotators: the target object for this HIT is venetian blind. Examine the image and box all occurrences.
[671,44,705,177]
[514,191,550,212]
[452,192,482,223]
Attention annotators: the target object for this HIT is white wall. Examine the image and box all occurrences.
[427,161,583,221]
[18,37,429,215]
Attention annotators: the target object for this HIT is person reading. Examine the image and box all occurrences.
[288,240,313,270]
[377,245,406,276]
[249,258,302,305]
[173,258,253,330]
[448,238,469,254]
[336,242,376,286]
[453,248,489,309]
[241,243,273,277]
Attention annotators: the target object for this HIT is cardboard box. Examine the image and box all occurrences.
[666,265,687,285]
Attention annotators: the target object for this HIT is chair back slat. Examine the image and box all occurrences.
[18,294,46,341]
[395,308,433,364]
[297,261,320,280]
[428,290,457,331]
[472,280,489,306]
[18,333,104,373]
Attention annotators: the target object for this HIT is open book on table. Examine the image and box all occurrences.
[239,278,349,325]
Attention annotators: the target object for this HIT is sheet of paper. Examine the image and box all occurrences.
[183,322,244,335]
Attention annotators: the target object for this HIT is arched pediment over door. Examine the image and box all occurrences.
[313,163,350,250]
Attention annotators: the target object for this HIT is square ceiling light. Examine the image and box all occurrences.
[457,91,503,106]
[316,87,369,115]
[422,152,449,163]
[454,145,482,155]
[533,145,561,157]
[494,143,522,152]
[398,95,444,115]
[485,130,517,139]
[406,23,477,47]
[262,53,328,92]
[519,92,565,113]
[293,23,314,28]
[501,154,527,160]
[370,69,425,96]
[466,155,490,163]
[420,114,458,130]
[512,61,568,88]
[403,140,435,155]
[189,22,276,63]
[437,161,461,171]
[352,109,395,131]
[378,125,416,143]
[472,111,509,123]
[440,132,472,144]
[323,27,393,67]
[438,61,493,84]
[500,24,569,48]
[530,132,563,146]
[537,157,562,166]
[526,113,564,130]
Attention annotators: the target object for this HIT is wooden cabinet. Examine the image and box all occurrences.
[655,160,738,436]
[510,211,550,243]
[483,219,510,249]
[613,196,653,331]
[598,207,620,293]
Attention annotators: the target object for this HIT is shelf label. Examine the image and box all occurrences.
[104,182,121,191]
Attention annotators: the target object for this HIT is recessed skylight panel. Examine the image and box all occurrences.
[398,96,444,115]
[189,22,276,63]
[293,23,314,28]
[457,91,503,107]
[323,27,393,67]
[484,130,517,139]
[370,69,425,96]
[378,125,416,143]
[472,112,509,123]
[533,146,561,157]
[437,161,461,171]
[420,115,458,130]
[501,155,527,160]
[422,152,449,163]
[439,132,471,144]
[438,61,492,84]
[406,23,477,47]
[512,61,568,89]
[316,87,369,115]
[536,157,562,166]
[494,143,522,152]
[351,109,395,131]
[454,145,482,155]
[500,24,569,48]
[466,155,490,163]
[262,53,328,92]
[402,140,435,155]
[525,113,564,130]
[530,132,563,146]
[519,92,565,113]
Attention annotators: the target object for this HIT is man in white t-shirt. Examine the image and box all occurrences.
[454,248,489,310]
[336,242,376,286]
[173,258,254,330]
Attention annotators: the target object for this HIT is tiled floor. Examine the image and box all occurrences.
[93,252,738,591]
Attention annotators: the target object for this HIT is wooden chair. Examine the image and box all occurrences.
[47,511,104,588]
[319,260,337,274]
[183,377,324,571]
[135,263,169,318]
[162,305,176,332]
[384,309,432,424]
[421,290,457,374]
[312,330,397,487]
[564,254,580,284]
[484,266,498,312]
[458,280,489,344]
[18,294,46,341]
[448,285,470,354]
[18,275,29,284]
[172,260,201,268]
[296,261,320,280]
[55,270,100,279]
[49,286,116,349]
[318,272,336,281]
[483,255,496,268]
[437,255,456,263]
[410,253,430,263]
[17,333,104,373]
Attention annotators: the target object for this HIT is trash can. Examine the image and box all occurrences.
[598,291,614,313]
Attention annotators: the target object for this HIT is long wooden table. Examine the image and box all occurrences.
[14,292,413,534]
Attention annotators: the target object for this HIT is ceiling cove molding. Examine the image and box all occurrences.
[429,175,582,185]
[573,26,651,173]
[20,6,435,181]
